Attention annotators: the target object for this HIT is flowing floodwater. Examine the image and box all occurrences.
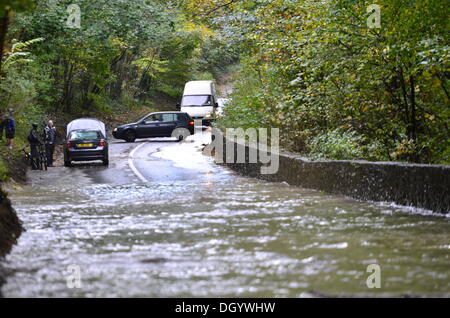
[3,138,450,297]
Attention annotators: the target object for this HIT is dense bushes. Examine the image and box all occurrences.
[1,0,239,111]
[209,0,449,164]
[0,159,7,181]
[0,0,237,158]
[308,129,390,161]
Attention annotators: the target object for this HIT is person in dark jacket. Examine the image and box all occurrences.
[5,109,15,150]
[28,123,41,170]
[44,120,57,167]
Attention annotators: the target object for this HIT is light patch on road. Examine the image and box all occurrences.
[128,142,149,183]
[152,131,214,173]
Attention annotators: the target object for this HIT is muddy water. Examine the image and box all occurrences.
[3,140,450,297]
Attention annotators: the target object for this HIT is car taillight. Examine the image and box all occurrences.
[188,121,194,126]
[98,139,106,147]
[66,141,73,148]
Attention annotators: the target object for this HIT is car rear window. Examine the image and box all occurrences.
[70,130,100,140]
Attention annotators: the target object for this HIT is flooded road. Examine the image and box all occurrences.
[3,131,450,297]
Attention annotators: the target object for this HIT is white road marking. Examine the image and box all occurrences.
[128,142,149,183]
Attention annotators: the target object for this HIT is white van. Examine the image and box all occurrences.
[178,81,218,125]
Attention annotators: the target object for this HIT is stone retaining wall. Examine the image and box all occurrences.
[218,134,449,214]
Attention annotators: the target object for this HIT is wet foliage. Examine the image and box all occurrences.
[0,0,237,174]
[197,0,450,164]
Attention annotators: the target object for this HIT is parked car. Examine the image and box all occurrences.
[177,81,218,125]
[64,118,109,167]
[112,111,195,142]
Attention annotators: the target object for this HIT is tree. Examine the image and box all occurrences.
[0,0,35,77]
[209,0,450,163]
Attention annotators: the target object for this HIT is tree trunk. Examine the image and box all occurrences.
[110,49,127,100]
[61,61,74,112]
[409,75,416,141]
[0,9,11,79]
[398,67,410,128]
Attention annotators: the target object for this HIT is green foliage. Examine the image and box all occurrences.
[132,51,169,79]
[309,129,364,161]
[5,0,179,113]
[4,0,446,166]
[1,0,237,120]
[155,30,202,99]
[0,37,50,117]
[0,0,35,15]
[0,159,8,181]
[216,62,268,129]
[1,37,43,71]
[210,0,450,164]
[197,35,240,78]
[308,129,388,161]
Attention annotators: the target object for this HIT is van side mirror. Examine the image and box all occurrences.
[176,103,181,110]
[214,102,219,108]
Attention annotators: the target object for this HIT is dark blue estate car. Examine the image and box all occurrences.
[112,112,195,142]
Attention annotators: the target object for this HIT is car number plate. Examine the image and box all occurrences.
[78,143,93,147]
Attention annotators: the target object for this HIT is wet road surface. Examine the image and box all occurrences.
[3,131,450,297]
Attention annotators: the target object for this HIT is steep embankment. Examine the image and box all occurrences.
[0,147,26,262]
[0,135,28,295]
[0,187,23,296]
[0,189,22,258]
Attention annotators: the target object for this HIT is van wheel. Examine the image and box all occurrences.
[124,130,136,142]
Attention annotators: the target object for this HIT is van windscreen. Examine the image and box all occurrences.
[181,95,211,107]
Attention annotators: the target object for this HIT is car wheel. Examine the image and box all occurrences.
[103,159,109,166]
[64,160,71,167]
[172,127,190,142]
[124,130,136,142]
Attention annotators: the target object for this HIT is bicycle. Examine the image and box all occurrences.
[38,144,47,171]
[21,144,47,171]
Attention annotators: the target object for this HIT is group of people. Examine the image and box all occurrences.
[27,120,57,169]
[0,109,15,150]
[1,108,57,170]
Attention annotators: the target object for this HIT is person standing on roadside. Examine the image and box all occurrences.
[44,120,56,167]
[27,123,41,170]
[5,109,15,150]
